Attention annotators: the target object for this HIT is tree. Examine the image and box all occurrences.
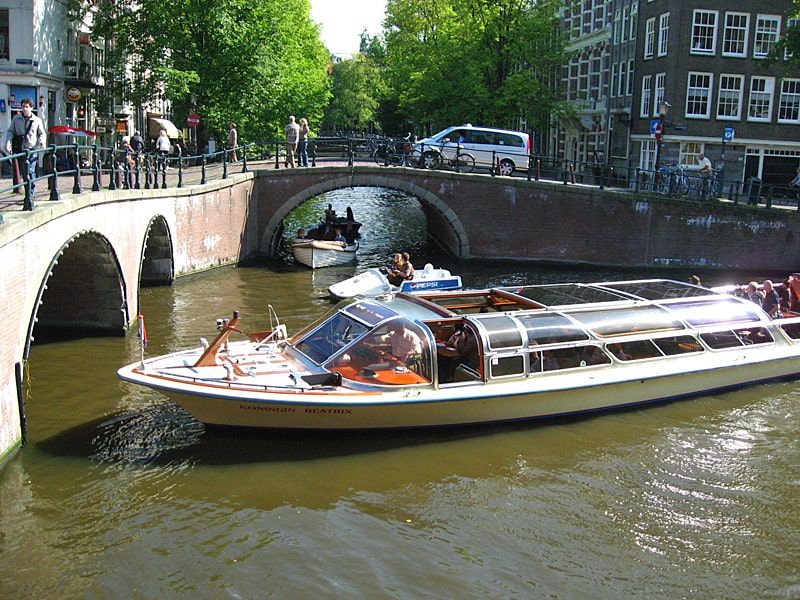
[323,55,384,132]
[90,0,330,144]
[382,0,567,134]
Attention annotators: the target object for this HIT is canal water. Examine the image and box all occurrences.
[1,188,798,598]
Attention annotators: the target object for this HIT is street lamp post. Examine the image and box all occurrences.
[653,100,670,185]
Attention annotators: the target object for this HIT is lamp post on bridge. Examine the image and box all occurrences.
[652,100,670,184]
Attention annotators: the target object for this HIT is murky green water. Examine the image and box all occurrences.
[1,189,798,598]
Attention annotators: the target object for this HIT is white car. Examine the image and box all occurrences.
[413,124,531,176]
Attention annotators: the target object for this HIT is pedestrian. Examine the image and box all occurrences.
[4,97,46,210]
[697,152,713,199]
[130,130,144,154]
[156,129,171,171]
[227,122,238,162]
[284,115,300,168]
[297,117,310,167]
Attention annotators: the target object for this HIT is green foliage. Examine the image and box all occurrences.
[91,0,330,142]
[773,3,800,69]
[324,55,385,132]
[382,0,567,134]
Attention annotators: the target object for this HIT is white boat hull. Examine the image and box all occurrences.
[328,265,462,299]
[119,348,800,430]
[293,240,357,269]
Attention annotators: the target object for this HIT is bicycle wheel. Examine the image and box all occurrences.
[456,152,476,173]
[373,144,389,166]
[421,151,442,169]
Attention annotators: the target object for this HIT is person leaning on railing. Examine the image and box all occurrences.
[4,97,46,210]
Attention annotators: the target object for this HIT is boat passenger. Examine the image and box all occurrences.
[387,252,414,286]
[333,228,347,245]
[380,321,423,366]
[688,274,702,287]
[745,282,763,305]
[296,228,307,239]
[761,280,781,318]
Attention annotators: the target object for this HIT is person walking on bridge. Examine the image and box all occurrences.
[284,115,300,168]
[5,98,46,210]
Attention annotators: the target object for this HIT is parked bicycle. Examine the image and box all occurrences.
[373,134,414,167]
[418,138,476,173]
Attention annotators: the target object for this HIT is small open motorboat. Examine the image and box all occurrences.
[292,239,358,269]
[118,279,800,431]
[328,263,463,300]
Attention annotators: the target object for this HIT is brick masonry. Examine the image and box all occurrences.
[2,164,799,464]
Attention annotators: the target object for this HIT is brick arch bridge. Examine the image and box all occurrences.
[2,163,800,464]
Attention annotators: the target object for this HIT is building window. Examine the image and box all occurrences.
[658,13,669,57]
[614,9,621,44]
[679,142,703,166]
[0,9,8,60]
[754,15,781,58]
[654,72,666,116]
[640,75,652,117]
[778,79,800,123]
[748,76,774,121]
[644,17,655,59]
[629,1,638,40]
[717,75,744,120]
[686,72,713,119]
[786,18,799,60]
[627,59,634,96]
[622,6,629,42]
[640,140,656,170]
[618,61,626,98]
[610,62,617,98]
[691,10,718,55]
[722,13,749,57]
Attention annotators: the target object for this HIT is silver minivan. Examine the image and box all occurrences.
[413,124,530,176]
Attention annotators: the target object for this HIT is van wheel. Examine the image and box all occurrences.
[422,151,442,169]
[498,159,515,176]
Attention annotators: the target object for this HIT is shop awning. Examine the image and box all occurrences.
[148,117,182,139]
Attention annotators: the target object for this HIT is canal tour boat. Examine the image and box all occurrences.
[328,263,463,300]
[117,279,800,430]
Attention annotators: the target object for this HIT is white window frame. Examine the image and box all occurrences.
[685,72,713,119]
[654,72,666,117]
[622,6,629,43]
[748,76,775,122]
[778,79,800,124]
[722,12,749,57]
[691,9,718,55]
[640,139,656,170]
[627,59,634,96]
[754,15,781,59]
[716,74,744,121]
[658,13,669,57]
[644,17,655,59]
[629,2,638,40]
[640,75,652,118]
[614,9,621,44]
[610,62,618,99]
[618,60,626,98]
[679,142,704,166]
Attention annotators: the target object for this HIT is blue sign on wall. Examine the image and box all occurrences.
[0,99,5,114]
[649,118,662,134]
[723,127,735,142]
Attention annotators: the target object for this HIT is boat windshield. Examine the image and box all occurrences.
[294,312,372,365]
[325,317,433,386]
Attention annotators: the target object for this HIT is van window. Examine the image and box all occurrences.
[497,133,524,147]
[471,131,497,145]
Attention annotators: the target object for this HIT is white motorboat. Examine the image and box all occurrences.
[292,239,358,269]
[118,279,800,430]
[328,263,463,299]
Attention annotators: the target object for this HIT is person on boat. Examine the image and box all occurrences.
[324,203,336,222]
[380,321,423,366]
[744,282,763,305]
[333,228,347,245]
[296,228,307,240]
[386,252,414,287]
[761,280,781,317]
[688,274,702,287]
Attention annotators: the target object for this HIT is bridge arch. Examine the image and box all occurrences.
[139,215,174,286]
[25,230,129,356]
[260,173,470,258]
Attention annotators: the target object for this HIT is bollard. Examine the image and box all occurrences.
[766,186,773,208]
[91,144,101,191]
[49,145,60,202]
[491,151,496,177]
[634,168,640,194]
[177,156,183,188]
[161,156,167,189]
[526,154,532,181]
[72,143,82,194]
[123,150,132,189]
[144,155,151,189]
[242,146,248,173]
[222,148,228,179]
[348,140,354,167]
[22,149,34,210]
[562,160,568,185]
[535,158,541,181]
[201,154,207,184]
[134,154,141,189]
[274,142,280,169]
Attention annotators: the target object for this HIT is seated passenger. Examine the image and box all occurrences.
[761,280,781,317]
[333,227,347,245]
[296,228,308,240]
[380,321,423,366]
[386,252,414,287]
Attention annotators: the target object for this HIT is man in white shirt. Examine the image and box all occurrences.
[697,152,713,199]
[5,98,46,210]
[284,115,300,168]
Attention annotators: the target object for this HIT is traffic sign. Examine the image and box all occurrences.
[649,118,662,135]
[723,126,735,142]
[187,112,200,127]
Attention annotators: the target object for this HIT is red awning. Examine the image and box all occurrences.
[49,125,97,137]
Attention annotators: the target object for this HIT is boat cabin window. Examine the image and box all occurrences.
[699,327,773,349]
[666,299,763,327]
[568,306,683,337]
[652,335,704,355]
[516,313,589,344]
[474,315,523,349]
[606,339,663,361]
[489,355,525,378]
[529,345,610,372]
[294,312,371,364]
[780,321,800,340]
[324,317,432,386]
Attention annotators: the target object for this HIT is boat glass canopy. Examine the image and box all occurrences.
[664,299,764,327]
[472,315,523,349]
[515,313,590,345]
[566,305,684,337]
[507,284,630,307]
[598,280,716,300]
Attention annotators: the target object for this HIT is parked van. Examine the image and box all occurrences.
[413,124,530,176]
